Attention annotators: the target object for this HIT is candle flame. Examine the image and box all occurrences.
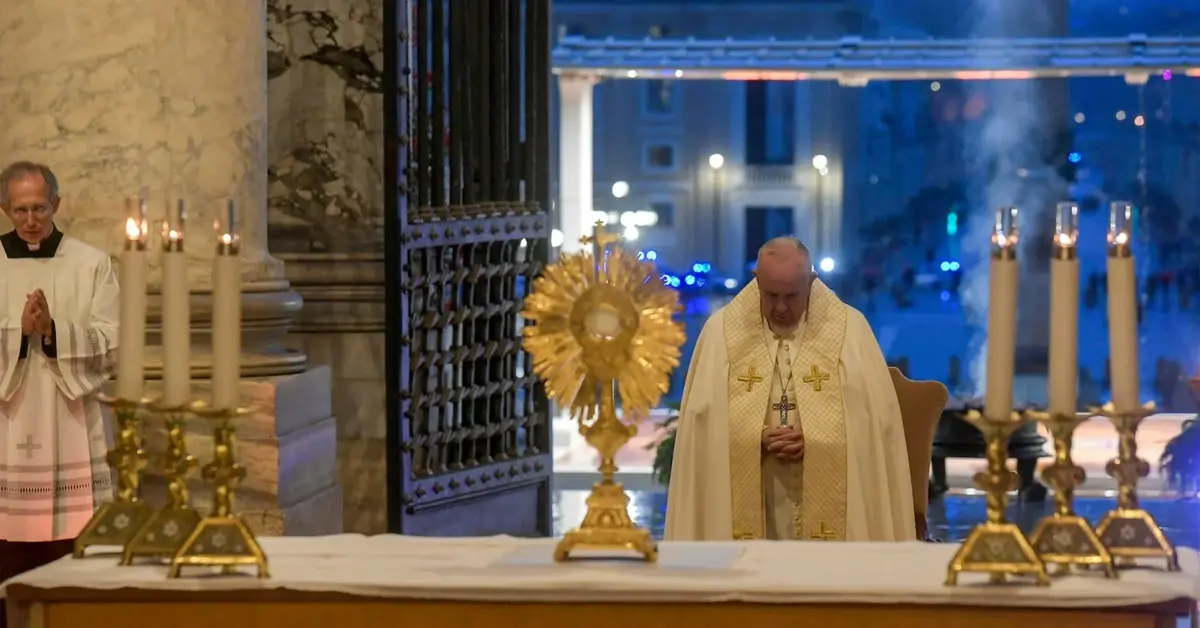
[1055,232,1075,248]
[125,217,143,240]
[1111,231,1129,245]
[219,233,236,245]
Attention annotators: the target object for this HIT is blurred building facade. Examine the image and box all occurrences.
[551,0,1200,282]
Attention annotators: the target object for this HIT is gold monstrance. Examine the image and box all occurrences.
[523,223,685,562]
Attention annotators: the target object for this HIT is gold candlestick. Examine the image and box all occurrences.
[168,404,269,578]
[523,221,685,563]
[946,411,1049,586]
[1092,402,1178,571]
[74,396,151,558]
[1025,411,1115,577]
[121,402,202,564]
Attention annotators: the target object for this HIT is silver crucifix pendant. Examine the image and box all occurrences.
[772,393,797,427]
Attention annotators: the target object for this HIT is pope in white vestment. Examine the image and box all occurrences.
[665,237,917,541]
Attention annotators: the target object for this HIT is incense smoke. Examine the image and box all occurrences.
[959,0,1068,397]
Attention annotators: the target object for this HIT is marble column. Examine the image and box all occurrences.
[558,74,598,253]
[0,0,341,536]
[0,0,301,374]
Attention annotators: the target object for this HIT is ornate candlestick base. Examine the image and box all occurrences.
[122,402,202,565]
[946,411,1049,586]
[168,404,269,579]
[1025,412,1116,578]
[1091,403,1179,571]
[74,396,152,558]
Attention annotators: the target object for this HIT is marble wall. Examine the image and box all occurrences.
[266,0,385,254]
[265,1,389,535]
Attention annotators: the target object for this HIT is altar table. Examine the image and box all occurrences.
[3,535,1197,628]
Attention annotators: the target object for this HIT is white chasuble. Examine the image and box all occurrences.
[0,232,117,542]
[664,279,916,542]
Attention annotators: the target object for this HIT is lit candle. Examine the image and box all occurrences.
[985,206,1019,420]
[160,200,191,407]
[117,196,148,401]
[1106,201,1139,412]
[210,200,241,410]
[1047,202,1079,417]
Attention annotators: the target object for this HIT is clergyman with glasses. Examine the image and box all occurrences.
[0,161,119,626]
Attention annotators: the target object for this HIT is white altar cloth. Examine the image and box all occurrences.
[2,535,1198,610]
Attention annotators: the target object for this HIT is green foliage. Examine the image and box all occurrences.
[1161,416,1200,496]
[645,403,680,486]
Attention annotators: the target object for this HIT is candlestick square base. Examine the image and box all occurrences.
[120,506,202,565]
[73,500,151,558]
[1029,514,1116,577]
[168,515,269,578]
[945,521,1049,586]
[1094,508,1179,571]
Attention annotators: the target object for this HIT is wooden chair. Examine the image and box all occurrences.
[889,367,949,519]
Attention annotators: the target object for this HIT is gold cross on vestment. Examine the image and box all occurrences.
[802,364,831,392]
[736,366,764,392]
[811,522,837,540]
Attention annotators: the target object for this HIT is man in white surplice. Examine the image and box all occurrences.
[0,162,117,592]
[666,237,920,542]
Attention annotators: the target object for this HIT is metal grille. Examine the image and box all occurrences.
[385,0,553,535]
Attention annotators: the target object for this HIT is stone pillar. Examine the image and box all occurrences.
[0,0,340,535]
[557,75,597,253]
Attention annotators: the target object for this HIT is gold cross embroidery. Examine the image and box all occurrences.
[736,366,764,392]
[802,364,831,392]
[811,522,837,540]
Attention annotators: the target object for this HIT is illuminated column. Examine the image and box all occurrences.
[558,74,597,253]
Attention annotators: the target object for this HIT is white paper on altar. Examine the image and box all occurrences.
[3,535,1200,609]
[495,544,743,571]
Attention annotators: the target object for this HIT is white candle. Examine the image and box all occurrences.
[984,206,1019,420]
[160,200,191,406]
[1106,201,1140,412]
[116,197,148,401]
[1047,202,1079,417]
[210,200,241,410]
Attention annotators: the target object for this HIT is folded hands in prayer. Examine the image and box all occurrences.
[21,289,52,337]
[761,426,804,462]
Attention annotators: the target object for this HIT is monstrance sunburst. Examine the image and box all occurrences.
[523,222,685,562]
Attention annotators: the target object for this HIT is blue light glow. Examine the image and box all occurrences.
[1068,152,1082,164]
[685,275,696,286]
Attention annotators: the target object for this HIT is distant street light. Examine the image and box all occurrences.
[708,153,725,170]
[611,180,630,198]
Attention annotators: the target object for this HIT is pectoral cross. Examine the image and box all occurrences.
[811,521,837,540]
[772,394,797,426]
[736,366,764,392]
[803,364,831,392]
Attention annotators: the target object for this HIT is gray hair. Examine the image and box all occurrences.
[756,236,811,266]
[0,161,60,209]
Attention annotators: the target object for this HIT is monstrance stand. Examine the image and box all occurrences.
[522,222,685,563]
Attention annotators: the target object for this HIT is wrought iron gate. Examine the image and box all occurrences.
[384,0,554,536]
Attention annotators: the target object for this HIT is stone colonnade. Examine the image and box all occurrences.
[0,0,341,536]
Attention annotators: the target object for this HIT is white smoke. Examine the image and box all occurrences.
[960,0,1066,396]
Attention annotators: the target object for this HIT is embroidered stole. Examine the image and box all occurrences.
[724,279,849,540]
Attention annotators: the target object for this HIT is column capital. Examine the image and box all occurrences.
[558,72,602,88]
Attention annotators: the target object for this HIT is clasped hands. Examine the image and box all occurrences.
[761,426,804,462]
[21,289,52,337]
